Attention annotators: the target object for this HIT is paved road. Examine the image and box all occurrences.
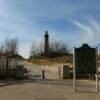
[0,79,100,100]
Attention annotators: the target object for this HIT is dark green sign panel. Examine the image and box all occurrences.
[75,44,96,74]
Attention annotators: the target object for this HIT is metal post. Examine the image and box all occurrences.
[73,48,76,92]
[42,70,45,79]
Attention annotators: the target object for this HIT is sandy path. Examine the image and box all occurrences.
[23,61,59,79]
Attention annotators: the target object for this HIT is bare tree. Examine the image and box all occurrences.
[0,37,18,55]
[30,39,70,58]
[30,41,38,56]
[0,44,4,53]
[0,37,19,76]
[9,38,18,55]
[30,39,44,57]
[49,40,70,54]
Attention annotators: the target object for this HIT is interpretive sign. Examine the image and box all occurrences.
[75,44,96,74]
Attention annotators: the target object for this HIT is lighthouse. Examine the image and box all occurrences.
[44,31,49,56]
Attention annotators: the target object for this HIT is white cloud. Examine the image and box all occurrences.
[88,18,100,44]
[70,20,94,44]
[69,17,100,46]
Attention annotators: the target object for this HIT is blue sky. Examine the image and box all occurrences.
[0,0,100,58]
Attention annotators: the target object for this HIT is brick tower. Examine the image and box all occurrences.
[44,31,49,56]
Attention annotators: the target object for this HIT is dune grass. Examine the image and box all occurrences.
[28,55,73,66]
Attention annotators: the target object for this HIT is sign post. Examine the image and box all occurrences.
[96,48,98,92]
[73,48,76,92]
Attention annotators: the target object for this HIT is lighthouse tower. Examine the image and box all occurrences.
[44,31,49,56]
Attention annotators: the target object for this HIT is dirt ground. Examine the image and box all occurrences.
[0,79,100,100]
